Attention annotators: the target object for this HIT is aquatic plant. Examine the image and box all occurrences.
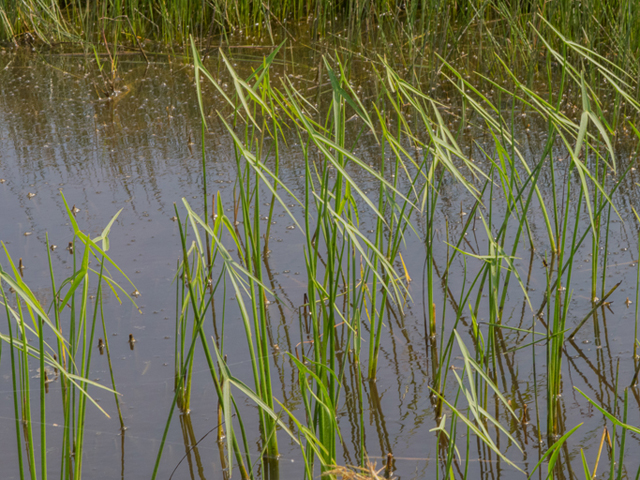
[0,193,138,480]
[150,24,640,479]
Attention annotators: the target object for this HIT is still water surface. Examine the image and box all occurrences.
[1,39,640,479]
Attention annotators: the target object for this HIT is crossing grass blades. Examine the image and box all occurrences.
[153,24,640,480]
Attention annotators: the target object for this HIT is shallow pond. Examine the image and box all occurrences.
[2,35,640,480]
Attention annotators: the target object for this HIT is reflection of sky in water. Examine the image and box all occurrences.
[1,46,640,479]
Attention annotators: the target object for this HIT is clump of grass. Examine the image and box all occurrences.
[0,193,138,479]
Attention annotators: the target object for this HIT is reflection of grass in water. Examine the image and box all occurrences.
[0,193,138,479]
[146,23,640,480]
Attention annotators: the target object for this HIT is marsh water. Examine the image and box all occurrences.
[2,34,640,480]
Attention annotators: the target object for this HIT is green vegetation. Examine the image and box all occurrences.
[2,1,640,478]
[0,194,138,480]
[153,25,640,479]
[1,0,640,65]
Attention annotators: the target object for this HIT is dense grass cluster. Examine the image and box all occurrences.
[2,0,640,60]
